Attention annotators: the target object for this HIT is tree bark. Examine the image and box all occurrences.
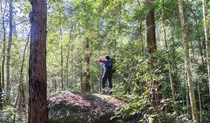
[81,38,91,94]
[198,80,202,122]
[60,28,64,91]
[72,47,75,89]
[59,9,64,91]
[202,0,210,97]
[190,9,204,66]
[28,0,48,122]
[66,42,70,89]
[1,0,6,92]
[146,9,156,55]
[6,0,13,104]
[137,1,145,56]
[17,35,29,120]
[146,0,161,106]
[0,0,6,109]
[161,0,177,111]
[66,27,73,89]
[178,0,199,122]
[0,71,2,109]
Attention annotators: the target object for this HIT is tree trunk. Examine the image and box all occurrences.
[137,1,145,56]
[81,38,91,94]
[202,0,210,97]
[66,43,70,89]
[66,26,74,89]
[161,0,177,111]
[80,64,83,91]
[17,35,29,121]
[59,9,64,91]
[72,48,75,89]
[0,71,2,109]
[60,28,64,91]
[198,80,202,122]
[0,0,6,109]
[186,81,189,114]
[6,0,13,104]
[178,0,199,122]
[146,0,161,107]
[146,6,156,55]
[28,0,48,122]
[190,9,204,66]
[1,0,6,91]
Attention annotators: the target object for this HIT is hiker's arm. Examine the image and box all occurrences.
[98,59,104,63]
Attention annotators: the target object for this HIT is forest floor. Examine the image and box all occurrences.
[48,91,131,123]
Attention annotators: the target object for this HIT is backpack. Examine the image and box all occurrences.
[108,58,116,73]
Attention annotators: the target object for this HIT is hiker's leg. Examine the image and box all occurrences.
[107,76,113,94]
[108,76,112,89]
[102,75,107,89]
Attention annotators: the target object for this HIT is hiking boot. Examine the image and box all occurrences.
[108,88,112,95]
[101,89,106,94]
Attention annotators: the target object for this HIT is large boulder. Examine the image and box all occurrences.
[48,92,123,123]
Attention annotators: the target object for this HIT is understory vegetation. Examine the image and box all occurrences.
[0,0,210,122]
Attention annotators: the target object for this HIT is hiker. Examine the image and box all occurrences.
[99,55,113,94]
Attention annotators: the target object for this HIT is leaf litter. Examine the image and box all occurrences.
[48,91,126,122]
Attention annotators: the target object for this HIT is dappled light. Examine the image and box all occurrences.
[0,0,210,123]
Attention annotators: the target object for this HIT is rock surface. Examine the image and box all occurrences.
[48,91,124,123]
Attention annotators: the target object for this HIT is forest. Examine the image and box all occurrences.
[0,0,210,123]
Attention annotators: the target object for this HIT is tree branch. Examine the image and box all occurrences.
[13,19,29,27]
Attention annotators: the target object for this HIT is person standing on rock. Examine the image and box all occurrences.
[98,55,115,94]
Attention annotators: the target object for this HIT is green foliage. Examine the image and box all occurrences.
[1,0,210,122]
[202,103,210,122]
[0,106,16,123]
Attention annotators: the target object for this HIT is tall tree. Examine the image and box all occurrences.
[202,0,210,96]
[1,0,6,93]
[17,36,29,120]
[28,0,48,122]
[65,27,73,89]
[59,7,64,91]
[60,25,64,91]
[161,0,176,111]
[6,0,13,103]
[65,39,70,89]
[146,0,161,106]
[146,1,156,55]
[178,0,199,122]
[0,0,6,109]
[0,71,1,109]
[81,38,91,94]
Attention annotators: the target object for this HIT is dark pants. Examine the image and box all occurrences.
[102,71,112,89]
